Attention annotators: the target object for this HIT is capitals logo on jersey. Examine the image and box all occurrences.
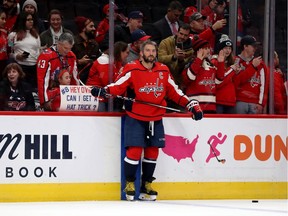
[199,73,216,90]
[138,73,164,98]
[249,72,261,88]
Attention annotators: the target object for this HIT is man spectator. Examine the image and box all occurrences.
[158,23,193,112]
[102,10,143,44]
[152,1,184,44]
[158,23,193,88]
[37,32,79,110]
[95,3,123,44]
[234,35,269,114]
[201,0,226,29]
[126,29,151,63]
[189,12,226,53]
[2,0,19,33]
[72,16,101,83]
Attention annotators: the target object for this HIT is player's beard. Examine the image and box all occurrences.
[142,54,156,63]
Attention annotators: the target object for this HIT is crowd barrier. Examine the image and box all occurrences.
[0,112,287,202]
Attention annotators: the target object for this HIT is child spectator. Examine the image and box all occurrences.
[182,36,225,113]
[46,69,71,111]
[0,62,35,110]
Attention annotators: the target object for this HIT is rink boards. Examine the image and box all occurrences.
[0,112,287,202]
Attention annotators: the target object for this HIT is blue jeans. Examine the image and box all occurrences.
[235,101,263,114]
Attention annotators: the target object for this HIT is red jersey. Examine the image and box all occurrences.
[211,57,236,106]
[182,58,225,112]
[201,5,224,28]
[95,18,109,44]
[201,6,215,29]
[0,30,8,60]
[107,60,190,121]
[86,53,121,87]
[5,15,17,33]
[37,46,79,105]
[274,68,287,114]
[234,55,269,107]
[47,87,60,111]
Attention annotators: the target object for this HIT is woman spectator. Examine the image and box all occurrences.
[40,9,73,48]
[8,11,40,90]
[211,34,240,114]
[0,62,35,111]
[86,41,129,111]
[0,8,8,78]
[21,0,46,34]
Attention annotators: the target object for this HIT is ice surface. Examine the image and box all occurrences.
[0,200,287,216]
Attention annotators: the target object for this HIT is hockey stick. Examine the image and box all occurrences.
[207,142,226,164]
[78,80,186,113]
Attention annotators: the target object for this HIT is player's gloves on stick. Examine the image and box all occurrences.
[91,87,108,98]
[186,99,203,120]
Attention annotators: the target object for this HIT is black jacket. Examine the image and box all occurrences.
[0,79,36,111]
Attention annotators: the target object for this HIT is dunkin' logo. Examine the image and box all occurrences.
[163,133,287,162]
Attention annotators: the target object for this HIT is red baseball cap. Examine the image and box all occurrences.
[102,3,118,15]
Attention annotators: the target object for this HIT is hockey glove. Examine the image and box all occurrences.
[91,87,108,98]
[186,99,203,121]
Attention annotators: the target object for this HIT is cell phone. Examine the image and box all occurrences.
[224,13,229,19]
[22,51,30,58]
[176,42,183,50]
[89,54,97,59]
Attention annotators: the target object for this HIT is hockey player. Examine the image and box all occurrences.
[91,40,203,201]
[37,32,79,110]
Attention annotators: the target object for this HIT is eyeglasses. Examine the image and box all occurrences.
[26,18,34,21]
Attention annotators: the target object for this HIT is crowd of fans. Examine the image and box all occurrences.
[0,0,286,114]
